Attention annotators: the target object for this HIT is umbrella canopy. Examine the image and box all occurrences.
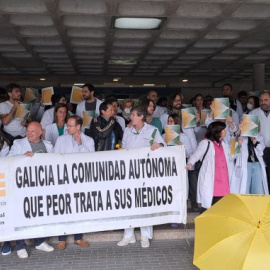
[194,194,270,270]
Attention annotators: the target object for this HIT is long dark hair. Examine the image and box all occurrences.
[140,98,156,114]
[168,113,183,132]
[0,130,9,152]
[54,104,68,123]
[205,121,226,143]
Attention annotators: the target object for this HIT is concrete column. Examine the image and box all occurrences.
[253,63,265,91]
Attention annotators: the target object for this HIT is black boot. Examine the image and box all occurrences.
[191,201,200,212]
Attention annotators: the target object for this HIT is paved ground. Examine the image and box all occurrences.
[0,239,198,270]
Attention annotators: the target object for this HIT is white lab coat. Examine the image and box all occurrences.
[116,115,125,132]
[205,109,238,145]
[160,113,198,153]
[121,123,165,240]
[45,123,67,146]
[0,142,9,157]
[188,139,232,209]
[153,105,167,118]
[54,132,95,154]
[40,108,54,128]
[76,99,102,118]
[122,123,165,149]
[162,132,192,158]
[230,135,269,195]
[8,137,53,156]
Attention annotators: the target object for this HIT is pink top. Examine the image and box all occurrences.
[213,141,230,196]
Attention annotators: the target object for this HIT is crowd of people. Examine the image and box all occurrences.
[0,82,270,258]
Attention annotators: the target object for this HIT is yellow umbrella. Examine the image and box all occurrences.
[194,194,270,270]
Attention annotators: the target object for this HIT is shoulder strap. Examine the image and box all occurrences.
[201,141,210,163]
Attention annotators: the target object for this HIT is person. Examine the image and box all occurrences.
[0,83,27,143]
[87,101,123,151]
[157,96,167,108]
[231,128,268,195]
[4,122,54,258]
[76,83,102,118]
[249,91,270,187]
[0,130,9,157]
[238,91,248,113]
[204,95,213,109]
[44,104,68,146]
[193,94,207,144]
[106,97,125,132]
[246,96,260,114]
[29,89,45,122]
[54,115,94,249]
[205,100,238,145]
[147,90,167,118]
[186,122,232,212]
[140,98,162,135]
[40,94,67,128]
[222,83,243,119]
[117,105,166,248]
[118,98,134,126]
[164,113,194,219]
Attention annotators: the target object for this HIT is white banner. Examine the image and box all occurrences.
[0,146,187,241]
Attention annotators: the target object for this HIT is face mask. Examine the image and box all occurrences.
[124,108,131,114]
[247,103,253,110]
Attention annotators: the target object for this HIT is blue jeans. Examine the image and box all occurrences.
[3,238,45,251]
[58,234,82,242]
[246,162,264,194]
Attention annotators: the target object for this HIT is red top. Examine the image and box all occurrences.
[213,141,230,196]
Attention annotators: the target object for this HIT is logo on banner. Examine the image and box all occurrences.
[0,173,6,197]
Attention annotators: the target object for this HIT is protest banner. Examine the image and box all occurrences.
[0,146,187,241]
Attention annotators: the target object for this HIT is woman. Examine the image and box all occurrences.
[165,113,193,225]
[117,105,165,248]
[165,113,192,158]
[0,130,9,157]
[246,96,260,114]
[186,122,232,212]
[231,127,268,195]
[118,98,134,126]
[140,98,162,135]
[43,104,68,146]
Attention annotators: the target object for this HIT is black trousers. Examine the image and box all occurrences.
[263,147,270,189]
[188,170,198,204]
[200,196,223,214]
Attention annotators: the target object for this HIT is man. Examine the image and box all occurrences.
[0,83,26,143]
[54,115,94,250]
[117,105,165,248]
[147,90,167,118]
[87,101,123,151]
[250,91,270,187]
[40,94,66,128]
[106,97,125,132]
[222,83,243,119]
[238,91,248,113]
[3,122,54,258]
[76,83,102,118]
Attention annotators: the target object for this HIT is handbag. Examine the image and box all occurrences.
[194,141,210,172]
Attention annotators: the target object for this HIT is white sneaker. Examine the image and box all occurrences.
[117,235,136,246]
[17,248,28,259]
[141,236,150,248]
[35,242,54,252]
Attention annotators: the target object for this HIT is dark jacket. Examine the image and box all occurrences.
[87,116,123,151]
